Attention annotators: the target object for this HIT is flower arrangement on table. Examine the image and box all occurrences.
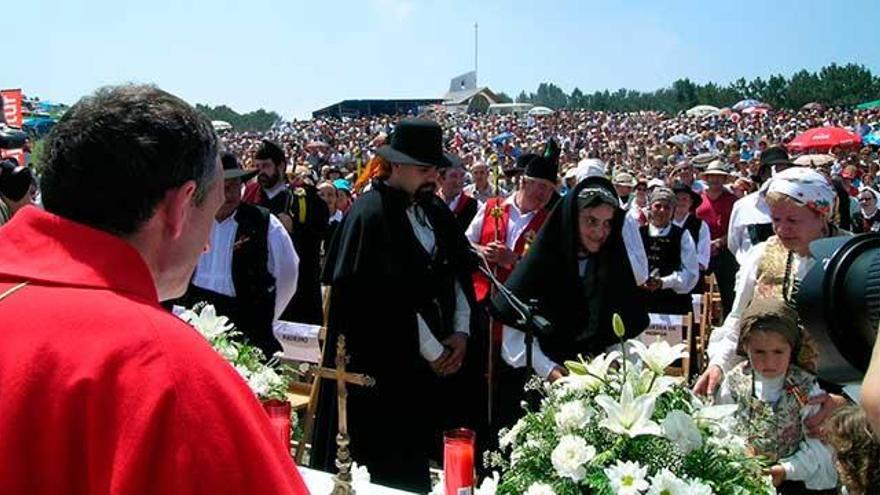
[177,303,300,400]
[484,315,775,495]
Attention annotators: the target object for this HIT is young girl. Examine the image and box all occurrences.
[716,299,838,493]
[825,405,880,495]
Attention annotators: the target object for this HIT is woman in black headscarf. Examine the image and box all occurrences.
[490,175,650,428]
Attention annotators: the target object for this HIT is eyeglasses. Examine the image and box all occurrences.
[859,197,874,203]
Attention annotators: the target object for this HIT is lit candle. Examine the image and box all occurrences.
[444,428,475,495]
[262,399,292,453]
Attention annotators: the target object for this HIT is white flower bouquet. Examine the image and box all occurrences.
[177,303,300,401]
[485,315,774,495]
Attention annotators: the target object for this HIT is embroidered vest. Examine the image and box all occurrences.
[639,224,692,314]
[472,198,548,302]
[726,362,816,462]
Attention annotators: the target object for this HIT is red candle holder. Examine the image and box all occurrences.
[444,428,475,495]
[262,399,292,453]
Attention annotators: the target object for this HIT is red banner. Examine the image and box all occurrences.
[1,89,23,128]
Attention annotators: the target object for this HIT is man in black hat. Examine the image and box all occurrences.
[727,145,795,264]
[174,151,299,356]
[311,119,477,492]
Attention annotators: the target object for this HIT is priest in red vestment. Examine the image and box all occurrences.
[0,85,308,495]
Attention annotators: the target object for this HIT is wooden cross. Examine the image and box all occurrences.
[312,335,375,495]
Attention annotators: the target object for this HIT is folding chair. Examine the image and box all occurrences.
[637,312,694,380]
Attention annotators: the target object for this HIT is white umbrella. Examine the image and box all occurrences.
[685,105,721,117]
[211,120,233,131]
[793,154,836,167]
[527,106,554,116]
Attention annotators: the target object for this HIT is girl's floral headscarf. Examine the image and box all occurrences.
[759,166,835,217]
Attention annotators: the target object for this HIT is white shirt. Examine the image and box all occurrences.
[717,372,838,490]
[727,191,772,265]
[264,182,288,200]
[445,192,464,212]
[328,210,343,224]
[466,195,537,249]
[646,223,699,293]
[406,204,471,362]
[192,212,300,320]
[673,213,711,270]
[707,242,815,373]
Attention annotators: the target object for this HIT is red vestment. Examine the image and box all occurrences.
[0,207,309,495]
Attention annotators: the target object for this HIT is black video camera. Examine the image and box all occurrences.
[799,233,880,383]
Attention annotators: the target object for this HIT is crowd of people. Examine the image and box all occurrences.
[3,85,880,494]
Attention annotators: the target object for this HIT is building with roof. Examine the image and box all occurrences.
[312,71,499,118]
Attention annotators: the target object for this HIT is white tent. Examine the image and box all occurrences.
[211,120,233,131]
[527,106,554,116]
[685,105,720,118]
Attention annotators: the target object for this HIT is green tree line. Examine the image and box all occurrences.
[513,63,880,113]
[194,104,282,132]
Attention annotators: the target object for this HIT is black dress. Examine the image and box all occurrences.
[491,176,650,429]
[310,181,477,493]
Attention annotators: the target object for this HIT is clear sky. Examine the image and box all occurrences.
[9,0,880,119]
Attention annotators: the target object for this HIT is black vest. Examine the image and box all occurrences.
[680,214,706,294]
[230,204,278,354]
[404,210,458,343]
[640,224,692,315]
[747,222,775,246]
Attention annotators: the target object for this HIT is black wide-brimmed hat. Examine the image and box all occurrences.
[522,139,561,183]
[759,145,796,171]
[376,119,452,168]
[221,151,258,181]
[671,181,702,209]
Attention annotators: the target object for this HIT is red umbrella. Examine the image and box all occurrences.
[787,127,862,153]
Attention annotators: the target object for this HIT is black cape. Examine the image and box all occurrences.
[492,177,649,365]
[310,181,477,493]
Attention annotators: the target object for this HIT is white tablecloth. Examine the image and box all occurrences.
[298,467,416,495]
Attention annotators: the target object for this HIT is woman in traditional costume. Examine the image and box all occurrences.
[695,167,845,397]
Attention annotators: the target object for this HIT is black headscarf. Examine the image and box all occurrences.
[492,176,649,363]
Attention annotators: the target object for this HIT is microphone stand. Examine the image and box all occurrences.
[473,254,551,373]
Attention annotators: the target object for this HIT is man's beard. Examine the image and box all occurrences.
[414,182,437,204]
[258,172,280,189]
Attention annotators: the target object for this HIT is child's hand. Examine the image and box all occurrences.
[767,465,786,487]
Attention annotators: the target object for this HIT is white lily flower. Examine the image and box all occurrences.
[661,410,702,454]
[646,469,689,495]
[524,482,556,495]
[692,404,739,427]
[629,339,687,375]
[604,460,650,495]
[181,304,234,340]
[595,383,662,437]
[558,351,620,393]
[550,435,596,482]
[554,400,594,432]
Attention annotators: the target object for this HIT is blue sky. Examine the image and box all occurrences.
[9,0,880,119]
